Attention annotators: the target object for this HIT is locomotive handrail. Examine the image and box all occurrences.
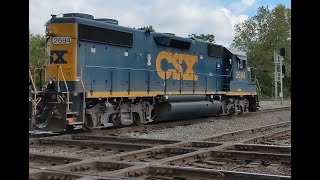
[32,67,44,90]
[29,66,47,91]
[82,65,231,77]
[82,65,232,95]
[80,67,86,125]
[255,78,262,93]
[80,67,85,91]
[57,66,60,92]
[58,65,70,111]
[249,67,261,94]
[29,68,37,128]
[35,97,42,106]
[29,68,37,94]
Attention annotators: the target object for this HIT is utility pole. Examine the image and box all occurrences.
[279,55,284,105]
[274,48,285,105]
[274,51,278,102]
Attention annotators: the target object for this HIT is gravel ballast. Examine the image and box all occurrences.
[126,110,291,141]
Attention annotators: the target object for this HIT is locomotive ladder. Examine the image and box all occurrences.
[57,65,71,112]
[250,69,261,96]
[29,68,43,131]
[58,65,85,128]
[29,69,36,131]
[255,78,262,94]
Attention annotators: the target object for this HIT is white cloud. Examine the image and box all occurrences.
[243,0,255,6]
[230,0,255,13]
[29,0,249,47]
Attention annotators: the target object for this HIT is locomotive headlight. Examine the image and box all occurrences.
[49,78,54,84]
[46,29,53,36]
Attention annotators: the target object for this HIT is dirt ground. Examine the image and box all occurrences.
[259,99,291,109]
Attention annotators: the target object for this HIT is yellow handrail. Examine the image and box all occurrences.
[29,69,36,93]
[80,67,86,124]
[58,65,70,111]
[254,78,262,94]
[80,67,85,92]
[57,66,60,92]
[29,68,37,124]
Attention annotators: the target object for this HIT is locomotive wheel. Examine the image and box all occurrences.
[65,125,75,132]
[238,106,244,115]
[215,107,223,117]
[109,113,121,127]
[249,107,259,112]
[83,114,94,130]
[133,113,141,126]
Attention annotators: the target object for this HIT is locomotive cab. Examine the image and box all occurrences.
[213,48,260,115]
[29,14,86,132]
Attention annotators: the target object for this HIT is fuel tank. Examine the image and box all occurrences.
[154,100,222,122]
[160,95,208,102]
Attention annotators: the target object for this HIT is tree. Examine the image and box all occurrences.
[188,33,215,43]
[29,31,46,68]
[138,25,155,32]
[231,4,291,98]
[29,31,47,88]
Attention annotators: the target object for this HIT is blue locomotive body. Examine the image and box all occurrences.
[29,13,259,132]
[75,16,256,96]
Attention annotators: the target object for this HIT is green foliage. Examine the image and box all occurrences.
[29,31,47,89]
[29,31,46,68]
[231,4,291,98]
[188,33,215,43]
[138,25,155,32]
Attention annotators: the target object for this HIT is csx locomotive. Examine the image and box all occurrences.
[29,13,260,132]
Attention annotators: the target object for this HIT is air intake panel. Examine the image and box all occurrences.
[95,18,118,25]
[63,13,94,19]
[153,33,191,50]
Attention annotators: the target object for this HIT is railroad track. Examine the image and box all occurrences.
[202,121,290,143]
[252,106,291,113]
[29,106,290,139]
[92,106,291,136]
[29,120,291,179]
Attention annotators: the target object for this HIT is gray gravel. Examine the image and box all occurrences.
[262,136,291,146]
[125,110,291,141]
[29,145,112,159]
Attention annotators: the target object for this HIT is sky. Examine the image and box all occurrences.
[29,0,291,47]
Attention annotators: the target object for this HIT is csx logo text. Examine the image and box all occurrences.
[156,51,198,81]
[50,50,67,64]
